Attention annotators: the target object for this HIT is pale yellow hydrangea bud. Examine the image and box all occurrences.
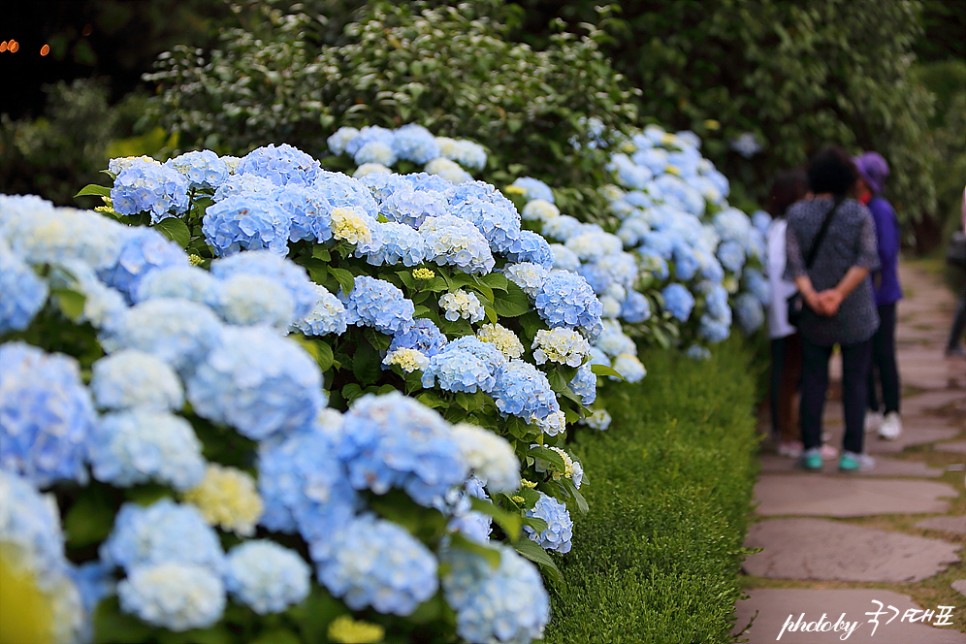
[620,141,637,154]
[331,208,372,244]
[182,464,263,536]
[328,616,385,644]
[412,267,435,280]
[382,348,429,373]
[188,254,205,266]
[477,323,524,359]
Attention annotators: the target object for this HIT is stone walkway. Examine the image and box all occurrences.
[734,262,966,643]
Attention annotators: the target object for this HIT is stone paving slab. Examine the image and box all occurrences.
[735,588,966,643]
[754,475,957,517]
[744,518,960,582]
[819,424,961,455]
[936,440,966,454]
[917,515,966,535]
[757,453,945,477]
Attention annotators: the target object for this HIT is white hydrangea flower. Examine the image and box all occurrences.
[532,328,590,368]
[382,348,430,373]
[439,289,485,323]
[451,423,520,493]
[476,323,524,359]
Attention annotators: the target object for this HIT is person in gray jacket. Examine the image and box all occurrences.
[785,147,880,472]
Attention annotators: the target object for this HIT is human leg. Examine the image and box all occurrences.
[946,287,966,356]
[777,333,803,456]
[840,338,873,455]
[875,303,900,414]
[799,337,831,452]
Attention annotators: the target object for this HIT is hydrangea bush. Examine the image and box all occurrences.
[0,194,580,643]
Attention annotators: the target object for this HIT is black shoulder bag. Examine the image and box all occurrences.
[787,197,844,326]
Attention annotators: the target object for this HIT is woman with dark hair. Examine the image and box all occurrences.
[785,147,880,472]
[765,169,809,458]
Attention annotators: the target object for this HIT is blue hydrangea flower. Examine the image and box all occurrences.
[90,349,183,411]
[441,544,549,644]
[0,342,96,487]
[661,283,695,322]
[421,346,495,394]
[1,198,127,270]
[743,267,770,306]
[134,265,218,305]
[202,193,292,257]
[110,158,190,222]
[447,183,522,253]
[313,170,380,220]
[0,470,85,644]
[118,562,225,632]
[164,150,229,191]
[46,260,128,331]
[277,185,333,244]
[212,273,296,331]
[524,492,573,554]
[356,221,426,266]
[716,239,746,274]
[506,230,554,268]
[102,298,224,375]
[313,514,438,616]
[549,243,581,272]
[235,143,321,187]
[257,423,359,542]
[0,242,47,333]
[69,559,115,617]
[569,363,597,406]
[211,173,278,202]
[344,125,395,158]
[186,326,324,440]
[620,290,652,323]
[390,318,447,357]
[376,184,448,229]
[292,284,348,336]
[639,249,670,281]
[504,262,550,297]
[491,360,560,421]
[326,126,359,155]
[613,353,646,383]
[734,292,764,335]
[566,228,623,263]
[101,499,225,573]
[97,226,189,303]
[353,140,396,166]
[703,282,732,321]
[436,137,487,170]
[88,410,205,490]
[685,344,712,360]
[509,177,555,203]
[439,289,485,323]
[596,320,636,357]
[699,315,731,344]
[338,392,468,506]
[209,250,318,320]
[425,157,473,183]
[419,215,495,275]
[392,124,441,163]
[534,270,603,337]
[225,541,310,615]
[542,214,583,241]
[339,276,415,335]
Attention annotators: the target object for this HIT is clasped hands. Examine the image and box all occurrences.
[804,289,843,317]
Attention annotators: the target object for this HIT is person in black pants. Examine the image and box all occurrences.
[784,147,880,472]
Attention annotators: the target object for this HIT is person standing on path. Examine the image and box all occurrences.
[765,169,809,458]
[785,147,880,472]
[944,184,966,358]
[854,152,904,440]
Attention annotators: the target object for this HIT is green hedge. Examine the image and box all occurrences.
[546,337,759,643]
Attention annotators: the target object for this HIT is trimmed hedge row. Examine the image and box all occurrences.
[546,336,759,643]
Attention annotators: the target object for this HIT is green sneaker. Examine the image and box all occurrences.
[838,452,874,472]
[800,450,823,471]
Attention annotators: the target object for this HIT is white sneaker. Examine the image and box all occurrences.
[864,411,883,433]
[878,412,902,440]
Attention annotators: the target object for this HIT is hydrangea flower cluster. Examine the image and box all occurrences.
[524,491,574,554]
[329,124,485,172]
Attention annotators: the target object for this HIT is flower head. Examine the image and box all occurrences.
[225,541,309,614]
[182,464,263,536]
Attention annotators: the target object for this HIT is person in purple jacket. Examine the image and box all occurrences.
[855,152,903,440]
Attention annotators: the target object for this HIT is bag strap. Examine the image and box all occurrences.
[804,196,844,268]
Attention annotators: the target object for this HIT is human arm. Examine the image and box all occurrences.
[815,266,871,315]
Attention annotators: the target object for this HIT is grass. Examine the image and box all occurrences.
[545,337,760,643]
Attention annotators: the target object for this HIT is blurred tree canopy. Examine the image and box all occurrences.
[511,0,940,246]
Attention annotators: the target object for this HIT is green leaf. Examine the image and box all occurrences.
[154,217,191,248]
[529,445,567,472]
[64,487,115,548]
[249,631,301,644]
[93,597,154,644]
[470,497,522,541]
[352,342,383,384]
[75,183,111,199]
[290,586,345,643]
[491,281,531,318]
[513,538,565,585]
[51,287,87,322]
[292,336,335,372]
[591,363,625,380]
[311,246,331,262]
[479,272,509,291]
[341,384,364,405]
[329,267,355,295]
[449,531,502,568]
